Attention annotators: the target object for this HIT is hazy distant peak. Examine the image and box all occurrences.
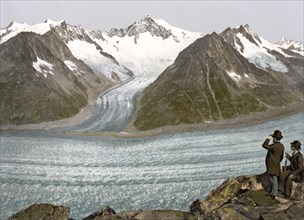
[276,37,303,47]
[276,37,304,55]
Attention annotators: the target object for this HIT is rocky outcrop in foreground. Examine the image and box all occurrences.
[7,174,304,220]
[191,174,304,219]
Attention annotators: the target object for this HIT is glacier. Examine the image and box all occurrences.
[67,18,203,132]
[0,113,303,219]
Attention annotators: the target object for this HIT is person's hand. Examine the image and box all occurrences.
[285,152,291,158]
[289,173,295,180]
[266,135,273,141]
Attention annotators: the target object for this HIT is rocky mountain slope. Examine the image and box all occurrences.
[0,20,133,126]
[7,173,304,219]
[1,19,303,129]
[0,30,103,125]
[0,17,202,127]
[133,26,304,131]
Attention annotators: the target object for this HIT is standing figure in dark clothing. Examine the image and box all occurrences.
[262,130,284,199]
[279,140,304,198]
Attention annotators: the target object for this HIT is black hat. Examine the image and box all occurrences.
[291,140,301,150]
[272,130,283,140]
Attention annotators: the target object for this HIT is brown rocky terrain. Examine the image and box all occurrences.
[7,173,303,220]
[0,30,107,125]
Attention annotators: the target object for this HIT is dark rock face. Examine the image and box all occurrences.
[7,203,70,220]
[0,31,102,125]
[133,32,302,131]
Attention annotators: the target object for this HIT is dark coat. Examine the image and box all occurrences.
[262,140,284,176]
[287,151,304,181]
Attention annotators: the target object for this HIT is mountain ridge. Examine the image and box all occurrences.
[133,29,303,131]
[0,30,103,125]
[0,18,303,129]
[0,16,202,127]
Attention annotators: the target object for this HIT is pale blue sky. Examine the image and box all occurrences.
[1,0,303,43]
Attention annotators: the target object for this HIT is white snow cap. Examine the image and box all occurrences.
[0,19,64,44]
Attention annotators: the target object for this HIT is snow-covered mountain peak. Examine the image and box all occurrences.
[0,20,64,44]
[1,21,29,33]
[88,17,203,77]
[106,15,175,42]
[275,38,304,56]
[220,24,289,73]
[5,21,28,29]
[237,24,262,45]
[139,14,155,23]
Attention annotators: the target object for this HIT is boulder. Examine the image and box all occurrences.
[7,203,70,220]
[82,206,118,220]
[118,210,142,219]
[191,174,304,220]
[200,175,262,213]
[291,181,304,200]
[133,210,196,220]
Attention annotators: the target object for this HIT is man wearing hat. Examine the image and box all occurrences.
[279,140,304,198]
[262,130,285,199]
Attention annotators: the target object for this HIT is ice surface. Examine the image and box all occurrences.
[74,21,202,132]
[67,76,153,132]
[0,113,303,219]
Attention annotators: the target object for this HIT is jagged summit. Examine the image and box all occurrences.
[221,24,261,46]
[127,15,173,38]
[107,15,176,42]
[220,24,289,72]
[276,37,304,55]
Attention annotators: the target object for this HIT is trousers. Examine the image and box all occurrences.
[269,175,279,196]
[279,170,295,196]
